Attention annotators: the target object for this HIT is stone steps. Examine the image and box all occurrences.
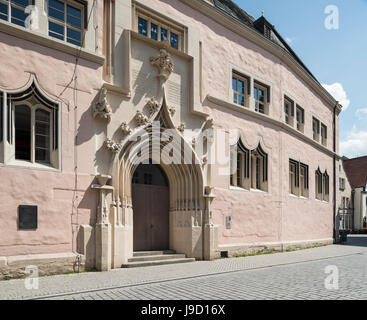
[121,250,195,268]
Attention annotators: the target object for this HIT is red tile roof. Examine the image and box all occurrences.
[343,156,367,188]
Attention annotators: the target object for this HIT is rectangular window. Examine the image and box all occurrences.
[48,0,83,47]
[315,170,323,200]
[254,81,269,115]
[296,105,305,132]
[232,72,249,107]
[313,117,320,142]
[323,173,329,202]
[136,11,184,51]
[0,0,31,27]
[321,123,327,146]
[284,96,294,126]
[289,161,297,196]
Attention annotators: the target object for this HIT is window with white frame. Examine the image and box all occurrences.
[47,0,84,47]
[254,81,270,115]
[136,10,184,51]
[232,71,250,108]
[1,81,59,168]
[284,96,294,126]
[0,0,31,27]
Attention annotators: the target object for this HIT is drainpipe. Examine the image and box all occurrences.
[333,105,337,243]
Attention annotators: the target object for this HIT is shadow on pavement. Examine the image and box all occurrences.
[342,235,367,247]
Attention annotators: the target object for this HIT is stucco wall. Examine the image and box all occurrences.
[139,0,335,245]
[0,0,103,257]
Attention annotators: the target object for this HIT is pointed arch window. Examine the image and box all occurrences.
[230,140,268,192]
[315,168,329,202]
[1,79,59,168]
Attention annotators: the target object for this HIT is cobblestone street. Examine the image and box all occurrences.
[1,235,366,300]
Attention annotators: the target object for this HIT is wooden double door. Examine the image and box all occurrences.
[132,164,169,251]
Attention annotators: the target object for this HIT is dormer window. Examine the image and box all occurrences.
[136,10,184,51]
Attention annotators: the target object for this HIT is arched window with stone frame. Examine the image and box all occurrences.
[230,139,250,190]
[250,144,268,192]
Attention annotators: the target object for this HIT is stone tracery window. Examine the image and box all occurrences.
[230,139,268,192]
[315,168,329,202]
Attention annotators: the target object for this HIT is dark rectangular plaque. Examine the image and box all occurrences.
[18,205,38,230]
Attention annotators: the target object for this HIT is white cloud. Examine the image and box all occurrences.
[285,37,294,44]
[322,83,350,110]
[356,108,367,120]
[340,126,367,158]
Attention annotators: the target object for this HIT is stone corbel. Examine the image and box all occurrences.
[105,138,121,153]
[93,88,112,121]
[169,106,176,116]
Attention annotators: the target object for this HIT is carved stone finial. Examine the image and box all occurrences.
[177,123,185,133]
[93,88,112,121]
[105,138,121,153]
[135,111,149,126]
[120,122,132,135]
[150,49,174,80]
[146,98,160,116]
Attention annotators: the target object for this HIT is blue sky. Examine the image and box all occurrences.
[232,0,367,158]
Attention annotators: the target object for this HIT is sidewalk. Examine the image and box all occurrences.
[1,236,366,300]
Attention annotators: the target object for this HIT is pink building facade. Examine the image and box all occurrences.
[0,0,342,276]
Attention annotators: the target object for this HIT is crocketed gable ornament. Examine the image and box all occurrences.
[146,98,160,116]
[105,138,121,153]
[120,122,132,135]
[93,88,112,121]
[135,110,149,126]
[150,48,174,80]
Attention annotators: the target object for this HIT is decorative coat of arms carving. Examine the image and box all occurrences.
[93,88,112,121]
[150,49,174,80]
[135,111,149,126]
[105,138,121,153]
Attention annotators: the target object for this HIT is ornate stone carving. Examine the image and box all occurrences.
[146,98,160,116]
[105,138,121,153]
[150,49,174,80]
[135,111,149,126]
[177,123,185,133]
[169,106,176,116]
[93,88,112,121]
[120,122,132,135]
[202,156,208,167]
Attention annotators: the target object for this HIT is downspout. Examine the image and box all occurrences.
[333,105,337,243]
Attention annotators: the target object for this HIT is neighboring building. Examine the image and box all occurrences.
[0,0,342,276]
[343,156,367,233]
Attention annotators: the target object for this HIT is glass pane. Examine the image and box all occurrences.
[138,17,147,36]
[67,4,81,29]
[11,6,27,27]
[35,109,50,163]
[67,37,81,46]
[67,27,81,41]
[49,30,64,41]
[238,95,244,106]
[15,105,31,161]
[49,7,64,22]
[49,0,64,12]
[170,32,178,49]
[0,2,8,16]
[49,21,64,36]
[232,77,237,91]
[254,87,258,99]
[160,27,167,41]
[238,80,244,94]
[150,23,158,40]
[12,0,29,7]
[233,93,237,104]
